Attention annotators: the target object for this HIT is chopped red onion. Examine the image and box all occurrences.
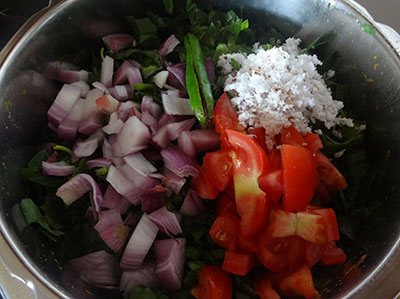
[153,71,169,88]
[41,161,76,176]
[66,251,118,289]
[44,61,89,83]
[79,89,105,135]
[86,158,113,169]
[162,92,193,115]
[102,33,135,52]
[102,111,124,135]
[120,214,159,270]
[94,209,130,253]
[141,96,161,119]
[148,206,182,237]
[167,62,186,88]
[119,263,158,293]
[166,118,196,141]
[152,126,170,148]
[57,98,85,140]
[113,116,151,157]
[117,101,139,122]
[158,113,186,128]
[162,167,186,194]
[177,130,196,159]
[124,212,139,227]
[71,80,90,97]
[179,188,206,216]
[122,152,157,177]
[108,85,132,101]
[158,34,180,57]
[204,58,215,84]
[106,165,138,204]
[161,146,199,177]
[73,129,104,158]
[56,173,102,217]
[92,81,109,93]
[141,191,167,214]
[126,66,143,88]
[141,111,158,135]
[95,94,120,115]
[142,146,162,161]
[101,185,131,214]
[101,55,114,87]
[47,84,81,127]
[114,61,136,85]
[154,238,186,291]
[190,129,221,152]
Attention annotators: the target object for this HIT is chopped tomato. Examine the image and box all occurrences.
[315,151,347,191]
[236,231,259,253]
[281,144,317,212]
[315,177,334,205]
[226,130,269,237]
[320,242,347,265]
[191,164,219,199]
[304,241,328,267]
[277,265,319,299]
[303,133,323,152]
[259,170,284,204]
[268,149,282,170]
[267,208,297,238]
[216,193,237,216]
[209,212,240,250]
[307,207,340,242]
[280,126,304,146]
[95,95,118,114]
[222,251,256,276]
[213,93,245,147]
[248,127,267,152]
[255,274,281,299]
[258,233,303,273]
[191,266,232,299]
[203,149,233,191]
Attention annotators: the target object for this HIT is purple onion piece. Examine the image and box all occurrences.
[48,84,81,127]
[179,188,206,217]
[141,96,161,119]
[166,118,196,141]
[41,161,76,177]
[166,62,186,88]
[122,152,157,177]
[158,34,180,57]
[141,111,158,135]
[119,263,158,294]
[71,80,90,98]
[148,206,182,237]
[152,126,170,149]
[120,214,159,270]
[101,185,131,214]
[57,98,86,140]
[73,129,104,158]
[102,33,135,52]
[66,251,118,289]
[56,173,102,218]
[117,101,139,122]
[101,55,114,88]
[161,92,193,116]
[177,130,196,159]
[190,129,221,152]
[86,158,113,170]
[154,238,186,291]
[162,167,186,194]
[102,111,124,135]
[44,61,88,83]
[161,146,199,177]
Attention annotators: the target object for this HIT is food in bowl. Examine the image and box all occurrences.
[15,0,377,298]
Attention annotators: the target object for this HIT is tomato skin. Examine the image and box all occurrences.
[216,193,237,216]
[222,250,256,276]
[280,126,305,146]
[204,149,233,191]
[303,133,323,152]
[268,149,282,170]
[248,127,267,152]
[254,274,281,299]
[304,241,328,267]
[315,151,347,191]
[277,265,319,299]
[209,212,240,250]
[320,242,347,265]
[214,93,245,148]
[191,164,219,199]
[226,130,269,237]
[236,231,259,253]
[259,170,283,204]
[191,266,232,299]
[307,207,340,242]
[281,144,317,212]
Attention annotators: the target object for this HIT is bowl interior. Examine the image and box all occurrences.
[1,0,400,298]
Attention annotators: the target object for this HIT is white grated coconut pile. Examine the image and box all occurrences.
[217,38,353,149]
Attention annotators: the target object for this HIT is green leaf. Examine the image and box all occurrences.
[363,24,376,35]
[27,149,50,168]
[94,166,109,180]
[141,65,159,79]
[19,198,64,239]
[162,0,174,15]
[302,31,336,54]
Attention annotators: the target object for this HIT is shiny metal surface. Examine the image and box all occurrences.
[0,0,400,298]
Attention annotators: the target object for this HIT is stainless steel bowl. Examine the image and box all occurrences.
[1,0,400,298]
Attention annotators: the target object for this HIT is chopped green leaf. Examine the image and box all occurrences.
[162,0,174,15]
[363,24,376,35]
